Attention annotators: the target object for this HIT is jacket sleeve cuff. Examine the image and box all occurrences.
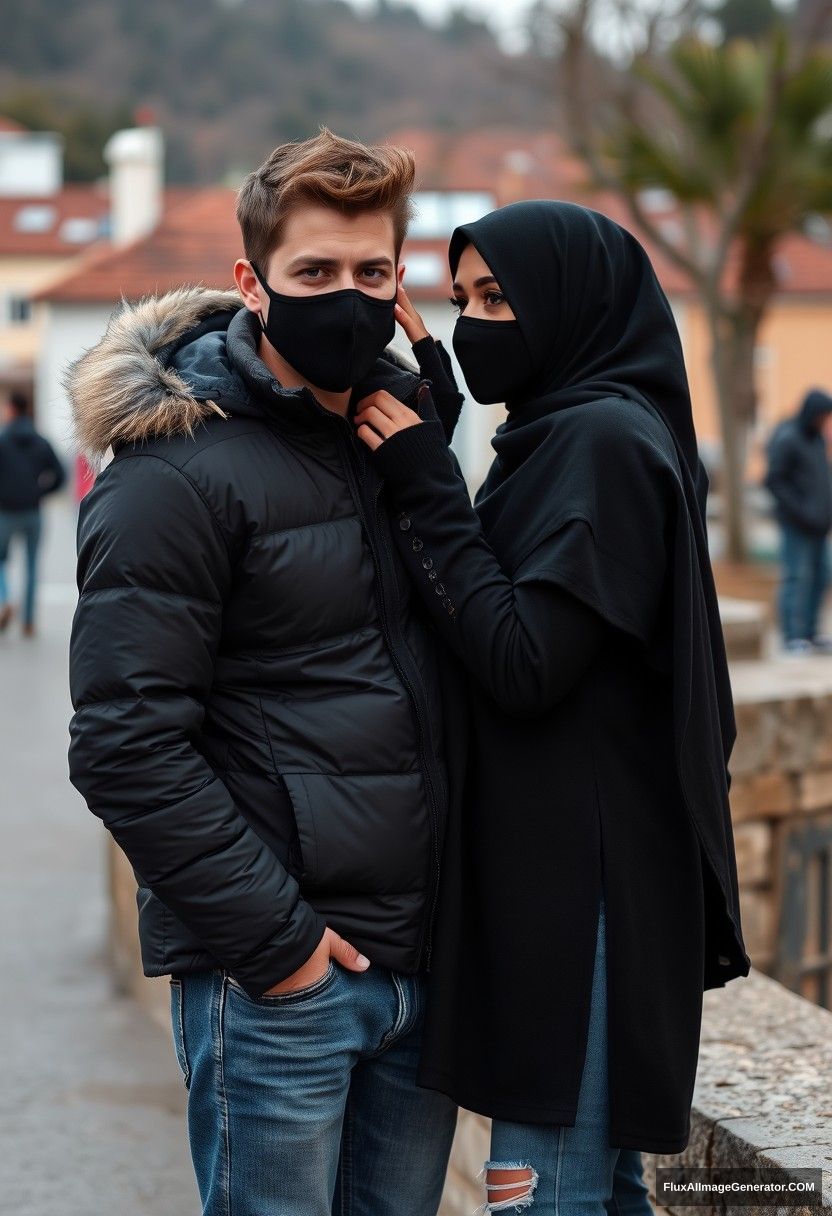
[371,419,454,489]
[412,337,455,387]
[229,900,327,998]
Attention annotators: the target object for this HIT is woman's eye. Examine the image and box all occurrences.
[448,296,464,312]
[485,291,505,306]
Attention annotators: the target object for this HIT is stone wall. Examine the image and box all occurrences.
[729,658,832,993]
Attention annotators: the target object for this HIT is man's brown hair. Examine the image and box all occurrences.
[236,127,416,272]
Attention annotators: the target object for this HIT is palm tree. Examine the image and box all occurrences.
[554,7,832,559]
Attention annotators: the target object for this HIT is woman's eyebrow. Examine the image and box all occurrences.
[473,275,499,288]
[452,276,499,292]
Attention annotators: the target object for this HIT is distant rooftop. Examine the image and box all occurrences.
[32,125,832,305]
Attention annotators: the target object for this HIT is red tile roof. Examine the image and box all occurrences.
[0,184,111,256]
[389,126,832,302]
[34,127,832,306]
[34,188,239,302]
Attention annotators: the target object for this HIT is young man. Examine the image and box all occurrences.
[0,390,66,637]
[765,388,832,653]
[67,129,465,1216]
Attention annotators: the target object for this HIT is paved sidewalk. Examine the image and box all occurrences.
[0,501,197,1215]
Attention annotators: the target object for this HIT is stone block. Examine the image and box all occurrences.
[737,890,776,968]
[731,702,780,777]
[732,822,773,887]
[775,697,824,772]
[720,598,768,662]
[729,772,796,823]
[797,768,832,814]
[810,698,832,767]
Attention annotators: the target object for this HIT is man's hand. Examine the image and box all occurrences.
[395,282,430,344]
[262,926,369,996]
[354,389,423,452]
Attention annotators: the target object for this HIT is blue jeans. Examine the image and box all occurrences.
[170,961,458,1215]
[779,523,829,642]
[485,899,653,1216]
[0,508,41,626]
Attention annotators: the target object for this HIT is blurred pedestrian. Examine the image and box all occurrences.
[765,388,832,654]
[0,391,66,637]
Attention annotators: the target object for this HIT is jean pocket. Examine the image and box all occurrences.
[168,978,191,1089]
[224,960,338,1007]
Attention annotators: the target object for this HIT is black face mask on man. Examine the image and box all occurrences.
[251,262,397,393]
[452,316,535,405]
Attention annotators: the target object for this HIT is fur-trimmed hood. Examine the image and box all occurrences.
[66,284,421,461]
[67,286,242,459]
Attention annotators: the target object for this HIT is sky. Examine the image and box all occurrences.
[342,0,539,52]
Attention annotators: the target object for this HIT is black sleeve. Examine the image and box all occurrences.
[373,420,609,717]
[37,437,66,496]
[68,454,325,997]
[411,337,465,444]
[765,431,813,531]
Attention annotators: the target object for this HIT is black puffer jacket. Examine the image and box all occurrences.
[765,388,832,537]
[67,288,463,998]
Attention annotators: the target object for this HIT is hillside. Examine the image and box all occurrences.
[0,0,551,182]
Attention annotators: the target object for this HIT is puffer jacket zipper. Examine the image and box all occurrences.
[329,404,446,971]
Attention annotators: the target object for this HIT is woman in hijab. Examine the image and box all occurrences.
[353,200,750,1215]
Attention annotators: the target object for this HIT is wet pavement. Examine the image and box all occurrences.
[0,500,197,1215]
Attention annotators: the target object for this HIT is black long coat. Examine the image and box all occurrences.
[371,393,751,1154]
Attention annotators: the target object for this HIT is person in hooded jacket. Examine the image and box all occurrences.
[764,389,832,654]
[353,200,751,1216]
[0,390,66,636]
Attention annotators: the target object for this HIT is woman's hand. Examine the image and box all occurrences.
[395,282,430,344]
[355,389,423,451]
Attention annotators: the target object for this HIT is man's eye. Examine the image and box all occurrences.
[301,268,324,279]
[362,268,386,281]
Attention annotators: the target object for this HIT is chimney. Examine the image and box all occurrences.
[103,126,164,246]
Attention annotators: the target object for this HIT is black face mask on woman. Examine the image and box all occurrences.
[251,262,397,393]
[452,316,535,405]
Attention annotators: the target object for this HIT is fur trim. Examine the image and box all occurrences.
[66,286,241,459]
[383,342,419,374]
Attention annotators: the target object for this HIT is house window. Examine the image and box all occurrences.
[409,192,495,239]
[9,296,32,325]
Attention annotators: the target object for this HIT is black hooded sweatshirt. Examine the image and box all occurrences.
[369,200,750,1153]
[765,388,832,537]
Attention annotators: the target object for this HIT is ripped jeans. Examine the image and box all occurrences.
[482,898,653,1216]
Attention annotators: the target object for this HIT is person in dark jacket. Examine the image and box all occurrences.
[0,390,66,636]
[354,201,750,1215]
[764,389,832,653]
[66,129,464,1216]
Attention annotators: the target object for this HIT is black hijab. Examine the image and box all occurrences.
[449,200,749,980]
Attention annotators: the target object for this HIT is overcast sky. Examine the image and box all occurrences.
[342,0,538,52]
